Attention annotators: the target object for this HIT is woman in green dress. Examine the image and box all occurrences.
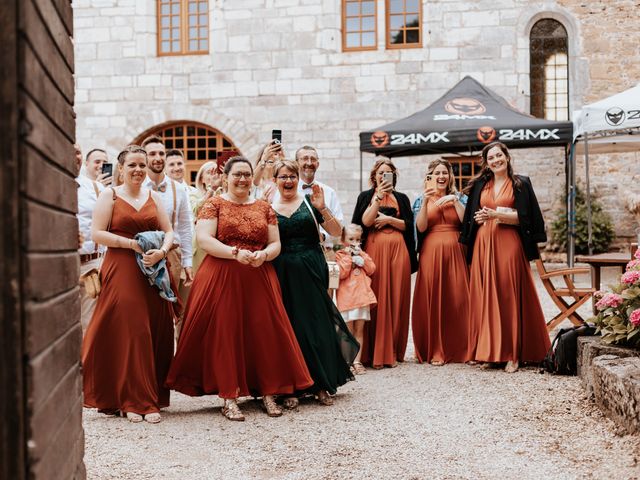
[271,160,359,406]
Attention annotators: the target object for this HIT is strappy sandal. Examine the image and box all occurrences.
[316,390,334,406]
[144,412,161,424]
[221,400,245,422]
[505,360,519,373]
[262,396,283,417]
[353,362,366,375]
[282,397,299,410]
[125,412,143,423]
[431,360,445,366]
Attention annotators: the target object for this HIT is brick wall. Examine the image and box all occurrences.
[73,0,640,238]
[1,0,85,478]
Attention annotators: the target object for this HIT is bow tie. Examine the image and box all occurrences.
[151,183,167,193]
[302,183,315,189]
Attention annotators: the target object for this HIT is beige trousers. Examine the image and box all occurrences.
[79,257,102,336]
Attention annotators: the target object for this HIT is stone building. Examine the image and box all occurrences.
[73,0,640,242]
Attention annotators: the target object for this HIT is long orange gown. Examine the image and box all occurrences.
[82,194,175,415]
[469,180,551,362]
[412,198,471,363]
[361,194,411,367]
[165,197,313,399]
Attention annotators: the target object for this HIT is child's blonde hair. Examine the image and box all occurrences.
[341,223,363,243]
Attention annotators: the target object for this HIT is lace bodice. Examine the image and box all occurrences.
[198,196,276,251]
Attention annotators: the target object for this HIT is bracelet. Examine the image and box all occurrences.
[160,247,168,258]
[374,195,383,202]
[231,246,239,259]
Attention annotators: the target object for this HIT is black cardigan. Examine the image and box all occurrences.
[352,188,418,273]
[459,175,546,264]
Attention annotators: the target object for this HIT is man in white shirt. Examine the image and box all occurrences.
[142,136,194,319]
[77,148,109,334]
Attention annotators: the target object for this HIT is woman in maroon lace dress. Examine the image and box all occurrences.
[165,157,312,421]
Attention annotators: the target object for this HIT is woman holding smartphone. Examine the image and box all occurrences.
[460,142,550,373]
[412,160,470,365]
[352,157,417,369]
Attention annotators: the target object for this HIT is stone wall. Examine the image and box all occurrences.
[73,0,640,236]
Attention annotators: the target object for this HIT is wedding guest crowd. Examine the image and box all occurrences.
[79,137,551,423]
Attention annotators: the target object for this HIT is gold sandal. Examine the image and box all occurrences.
[262,395,283,417]
[221,399,245,422]
[316,390,334,406]
[505,360,519,373]
[353,362,366,375]
[144,412,161,424]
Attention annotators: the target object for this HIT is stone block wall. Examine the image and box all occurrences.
[73,0,640,235]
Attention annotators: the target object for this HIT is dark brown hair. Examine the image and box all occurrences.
[141,134,164,148]
[166,148,184,159]
[463,142,521,195]
[116,145,147,165]
[223,156,253,175]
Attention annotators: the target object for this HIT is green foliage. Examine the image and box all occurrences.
[550,186,615,254]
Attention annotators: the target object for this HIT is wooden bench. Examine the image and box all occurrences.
[535,259,595,332]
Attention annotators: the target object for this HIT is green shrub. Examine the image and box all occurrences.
[550,186,615,254]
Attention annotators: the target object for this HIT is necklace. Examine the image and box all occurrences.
[123,187,144,203]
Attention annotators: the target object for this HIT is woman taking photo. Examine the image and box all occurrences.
[82,145,176,424]
[352,158,417,369]
[412,160,471,365]
[166,157,313,421]
[460,142,550,373]
[271,160,358,406]
[253,140,282,202]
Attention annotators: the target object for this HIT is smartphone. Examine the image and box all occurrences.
[382,171,394,185]
[101,162,113,177]
[425,174,437,191]
[271,129,282,149]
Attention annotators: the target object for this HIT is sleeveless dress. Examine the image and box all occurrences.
[469,179,551,362]
[82,193,175,415]
[165,196,313,399]
[362,194,411,367]
[412,198,471,364]
[272,199,358,395]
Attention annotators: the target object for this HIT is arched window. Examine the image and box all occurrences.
[134,121,239,185]
[530,19,569,121]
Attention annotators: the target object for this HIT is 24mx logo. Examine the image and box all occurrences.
[390,132,450,145]
[499,128,560,141]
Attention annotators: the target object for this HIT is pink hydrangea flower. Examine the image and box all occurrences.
[627,259,640,271]
[630,309,640,327]
[621,270,640,286]
[595,293,624,311]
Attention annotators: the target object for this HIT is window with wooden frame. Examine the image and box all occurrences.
[157,0,209,56]
[446,156,481,192]
[136,122,239,185]
[530,19,569,121]
[386,0,422,49]
[342,0,377,51]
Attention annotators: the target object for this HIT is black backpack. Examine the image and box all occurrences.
[541,324,596,375]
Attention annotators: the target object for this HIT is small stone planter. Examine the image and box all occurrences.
[578,337,640,434]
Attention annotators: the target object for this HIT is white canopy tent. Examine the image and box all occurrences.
[569,83,640,264]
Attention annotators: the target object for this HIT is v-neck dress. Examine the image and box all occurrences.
[82,193,175,415]
[468,179,551,363]
[272,198,359,394]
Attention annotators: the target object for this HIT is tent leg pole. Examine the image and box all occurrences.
[359,151,363,192]
[584,135,593,255]
[567,144,576,267]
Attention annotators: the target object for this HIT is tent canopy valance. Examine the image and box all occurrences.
[359,76,573,157]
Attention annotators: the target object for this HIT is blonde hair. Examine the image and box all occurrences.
[341,223,363,243]
[426,159,457,195]
[194,161,217,193]
[273,160,299,178]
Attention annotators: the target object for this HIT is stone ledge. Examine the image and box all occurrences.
[578,337,640,434]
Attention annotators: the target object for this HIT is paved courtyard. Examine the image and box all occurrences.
[83,264,640,479]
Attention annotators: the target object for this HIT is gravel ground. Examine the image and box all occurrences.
[84,264,640,479]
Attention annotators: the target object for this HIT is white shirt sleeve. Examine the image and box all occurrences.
[326,187,344,225]
[175,184,193,267]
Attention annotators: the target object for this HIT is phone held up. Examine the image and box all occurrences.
[271,129,282,150]
[101,162,113,178]
[425,174,437,192]
[382,171,394,186]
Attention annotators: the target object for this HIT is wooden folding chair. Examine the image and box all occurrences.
[534,259,595,332]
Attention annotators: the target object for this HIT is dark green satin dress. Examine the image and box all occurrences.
[273,198,359,394]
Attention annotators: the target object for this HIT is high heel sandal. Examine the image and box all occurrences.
[144,412,161,424]
[316,390,334,406]
[352,362,366,375]
[262,396,283,417]
[221,399,245,422]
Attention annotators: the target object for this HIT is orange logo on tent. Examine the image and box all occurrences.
[370,131,390,148]
[476,126,496,143]
[445,98,486,116]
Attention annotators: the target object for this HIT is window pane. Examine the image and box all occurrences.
[161,4,169,14]
[405,13,419,27]
[361,1,374,15]
[199,2,207,13]
[405,28,419,43]
[346,17,359,32]
[172,40,180,51]
[390,14,404,29]
[346,32,359,48]
[346,2,359,16]
[362,16,374,31]
[189,40,198,51]
[362,31,375,46]
[389,0,403,14]
[161,41,170,52]
[161,29,169,40]
[389,30,402,44]
[171,3,179,14]
[199,27,207,38]
[189,15,197,26]
[406,0,419,12]
[188,1,197,13]
[199,39,208,50]
[161,16,170,27]
[172,27,180,39]
[200,13,208,25]
[187,138,196,148]
[189,27,197,38]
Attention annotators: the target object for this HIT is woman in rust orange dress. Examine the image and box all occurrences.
[460,142,551,373]
[412,160,470,365]
[83,145,176,424]
[165,157,313,421]
[352,157,417,368]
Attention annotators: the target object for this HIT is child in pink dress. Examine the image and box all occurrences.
[335,224,377,374]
